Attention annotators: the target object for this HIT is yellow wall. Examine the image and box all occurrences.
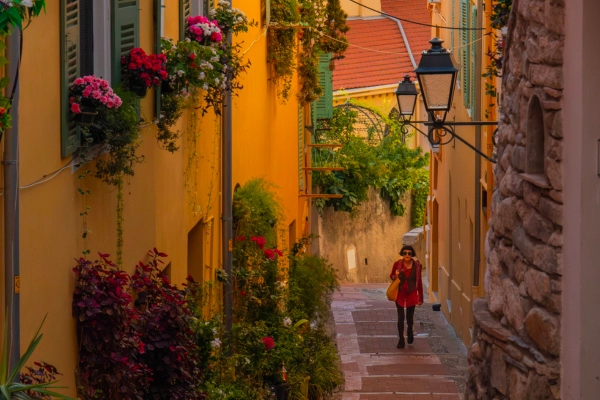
[4,0,309,396]
[341,0,382,18]
[426,0,495,345]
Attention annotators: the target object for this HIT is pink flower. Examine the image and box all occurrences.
[107,100,115,108]
[83,75,94,83]
[100,80,110,89]
[91,90,102,99]
[82,88,92,98]
[74,77,84,85]
[70,102,81,114]
[262,337,275,351]
[99,96,108,104]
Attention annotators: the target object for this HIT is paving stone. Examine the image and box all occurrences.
[332,284,467,399]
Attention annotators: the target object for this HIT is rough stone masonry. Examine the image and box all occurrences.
[466,0,565,399]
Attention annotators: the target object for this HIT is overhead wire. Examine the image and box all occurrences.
[348,0,486,31]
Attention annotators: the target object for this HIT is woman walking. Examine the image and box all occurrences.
[389,245,424,349]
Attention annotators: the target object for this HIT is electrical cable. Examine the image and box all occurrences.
[348,0,486,31]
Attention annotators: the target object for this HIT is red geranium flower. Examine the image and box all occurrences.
[262,336,275,351]
[264,249,275,260]
[251,236,266,250]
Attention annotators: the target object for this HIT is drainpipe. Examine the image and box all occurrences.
[4,28,21,370]
[473,0,483,294]
[222,1,233,356]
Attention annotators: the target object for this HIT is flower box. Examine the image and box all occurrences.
[73,105,98,127]
[69,76,122,127]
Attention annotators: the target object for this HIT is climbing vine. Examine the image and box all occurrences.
[313,104,429,225]
[268,0,348,103]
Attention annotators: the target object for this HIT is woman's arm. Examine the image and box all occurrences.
[390,261,399,280]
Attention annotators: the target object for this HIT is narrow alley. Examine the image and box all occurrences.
[332,284,469,400]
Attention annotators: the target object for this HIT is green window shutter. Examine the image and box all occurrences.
[470,6,477,117]
[298,105,305,191]
[112,0,140,86]
[313,53,333,121]
[460,0,469,109]
[155,0,163,118]
[61,0,81,157]
[205,0,215,16]
[180,0,191,40]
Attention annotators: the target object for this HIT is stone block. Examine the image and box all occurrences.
[546,136,562,161]
[545,158,562,191]
[529,0,545,24]
[525,371,554,399]
[529,64,563,90]
[550,111,562,138]
[548,189,563,204]
[495,197,520,238]
[544,0,565,35]
[511,144,527,172]
[524,307,561,356]
[500,167,525,197]
[503,278,525,331]
[514,257,528,283]
[533,244,562,275]
[548,230,562,247]
[487,248,504,277]
[550,279,561,293]
[523,181,542,208]
[509,367,530,400]
[538,196,562,226]
[524,268,551,304]
[488,275,505,316]
[521,203,554,242]
[470,341,483,360]
[513,226,538,263]
[543,87,562,99]
[541,99,562,110]
[491,346,508,395]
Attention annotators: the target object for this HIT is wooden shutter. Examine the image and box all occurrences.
[460,0,469,108]
[111,0,140,86]
[180,0,191,41]
[313,53,333,122]
[298,105,305,191]
[61,0,81,157]
[155,0,163,118]
[470,6,477,116]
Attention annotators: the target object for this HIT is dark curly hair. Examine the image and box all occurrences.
[399,245,416,257]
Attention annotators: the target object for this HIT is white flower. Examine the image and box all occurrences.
[211,338,221,348]
[212,328,218,335]
[202,84,209,91]
[283,317,292,327]
[21,0,33,6]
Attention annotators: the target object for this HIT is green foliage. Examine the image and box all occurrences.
[233,178,283,247]
[0,0,46,34]
[268,0,299,100]
[490,0,511,30]
[411,168,429,228]
[313,104,430,221]
[288,255,339,324]
[0,317,73,400]
[81,87,143,187]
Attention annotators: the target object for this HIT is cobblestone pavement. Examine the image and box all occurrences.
[332,283,468,400]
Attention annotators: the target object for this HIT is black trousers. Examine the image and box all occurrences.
[395,304,415,338]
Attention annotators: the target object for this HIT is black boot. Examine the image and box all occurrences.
[407,330,414,344]
[397,336,405,349]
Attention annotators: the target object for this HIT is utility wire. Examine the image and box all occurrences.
[348,0,486,31]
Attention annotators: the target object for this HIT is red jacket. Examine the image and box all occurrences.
[390,259,424,308]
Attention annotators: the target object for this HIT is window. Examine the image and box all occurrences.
[470,6,477,116]
[180,0,192,40]
[61,0,140,157]
[458,0,468,93]
[298,105,305,191]
[188,217,214,282]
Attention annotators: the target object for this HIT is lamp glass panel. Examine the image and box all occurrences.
[420,73,453,110]
[398,94,417,116]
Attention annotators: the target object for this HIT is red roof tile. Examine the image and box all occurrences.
[333,0,431,91]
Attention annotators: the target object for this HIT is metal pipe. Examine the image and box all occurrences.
[222,1,233,356]
[4,28,21,370]
[473,0,484,290]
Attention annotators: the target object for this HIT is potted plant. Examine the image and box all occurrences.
[121,47,168,98]
[490,0,512,31]
[185,15,223,46]
[69,76,122,126]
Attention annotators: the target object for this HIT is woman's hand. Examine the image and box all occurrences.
[394,270,400,280]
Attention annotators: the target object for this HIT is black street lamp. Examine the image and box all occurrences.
[394,75,418,120]
[414,38,458,122]
[393,37,497,163]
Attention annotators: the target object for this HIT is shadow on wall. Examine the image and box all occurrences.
[317,188,425,283]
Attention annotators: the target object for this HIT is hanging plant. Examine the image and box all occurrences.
[490,0,512,30]
[121,47,168,98]
[267,0,299,101]
[0,0,46,33]
[69,75,123,126]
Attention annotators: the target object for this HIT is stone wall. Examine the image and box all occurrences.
[317,188,414,283]
[466,0,565,399]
